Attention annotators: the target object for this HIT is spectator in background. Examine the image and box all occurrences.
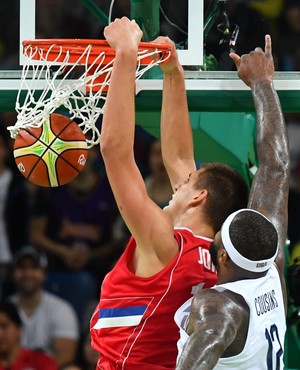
[0,123,30,295]
[276,0,300,71]
[30,147,119,283]
[0,300,57,370]
[81,331,99,370]
[285,113,300,251]
[58,364,83,370]
[57,331,98,370]
[285,113,300,269]
[247,0,284,19]
[246,0,284,33]
[10,246,79,368]
[144,139,173,209]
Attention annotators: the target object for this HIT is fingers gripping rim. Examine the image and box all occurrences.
[22,39,172,65]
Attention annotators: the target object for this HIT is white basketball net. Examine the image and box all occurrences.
[8,43,170,148]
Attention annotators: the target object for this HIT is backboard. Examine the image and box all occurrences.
[19,0,203,67]
[0,0,300,114]
[0,0,300,185]
[0,0,300,112]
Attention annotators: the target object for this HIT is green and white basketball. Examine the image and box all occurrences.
[13,114,88,187]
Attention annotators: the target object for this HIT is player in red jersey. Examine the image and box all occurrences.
[0,301,57,370]
[90,18,249,369]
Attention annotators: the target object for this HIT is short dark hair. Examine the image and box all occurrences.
[229,210,278,261]
[13,246,48,270]
[195,163,249,233]
[0,301,22,327]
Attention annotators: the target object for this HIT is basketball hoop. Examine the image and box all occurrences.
[8,39,171,147]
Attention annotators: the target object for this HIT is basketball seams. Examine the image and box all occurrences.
[24,127,42,141]
[50,114,73,134]
[50,115,86,143]
[14,135,50,185]
[33,130,87,185]
[35,116,86,184]
[14,113,88,187]
[14,141,85,175]
[23,125,55,160]
[55,149,81,176]
[15,153,42,182]
[48,115,87,180]
[28,156,52,186]
[15,130,56,186]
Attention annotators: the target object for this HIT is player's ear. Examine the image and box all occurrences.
[189,189,208,206]
[220,248,231,266]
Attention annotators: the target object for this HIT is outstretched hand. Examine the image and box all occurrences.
[230,34,274,87]
[104,17,143,53]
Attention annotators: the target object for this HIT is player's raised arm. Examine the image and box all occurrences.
[176,290,244,370]
[230,35,290,287]
[156,37,196,191]
[100,18,178,272]
[176,35,289,370]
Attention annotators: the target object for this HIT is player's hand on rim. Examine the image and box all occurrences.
[152,36,180,74]
[104,17,143,53]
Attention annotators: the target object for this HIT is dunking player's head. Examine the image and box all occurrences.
[195,163,249,234]
[210,209,278,275]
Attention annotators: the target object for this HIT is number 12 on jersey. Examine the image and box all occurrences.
[265,324,283,370]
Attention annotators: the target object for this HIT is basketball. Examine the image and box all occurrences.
[13,114,88,187]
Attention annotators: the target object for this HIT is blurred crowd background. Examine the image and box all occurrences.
[0,0,300,369]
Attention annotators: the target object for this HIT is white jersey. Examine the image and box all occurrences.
[175,264,286,370]
[174,296,193,362]
[11,291,79,355]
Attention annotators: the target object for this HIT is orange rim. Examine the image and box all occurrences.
[22,39,172,65]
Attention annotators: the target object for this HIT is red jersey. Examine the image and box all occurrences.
[90,228,217,370]
[0,348,57,370]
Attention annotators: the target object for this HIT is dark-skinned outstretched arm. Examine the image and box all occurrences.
[176,290,244,370]
[248,81,290,274]
[230,35,290,308]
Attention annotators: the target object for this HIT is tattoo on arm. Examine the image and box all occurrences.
[176,291,243,370]
[248,82,290,274]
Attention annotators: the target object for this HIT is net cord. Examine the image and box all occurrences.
[9,43,170,148]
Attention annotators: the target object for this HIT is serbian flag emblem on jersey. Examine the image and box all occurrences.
[92,297,153,329]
